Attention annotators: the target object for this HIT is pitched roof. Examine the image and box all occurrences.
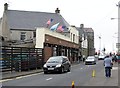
[6,10,70,31]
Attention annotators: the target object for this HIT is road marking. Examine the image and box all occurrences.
[80,68,83,69]
[46,77,52,81]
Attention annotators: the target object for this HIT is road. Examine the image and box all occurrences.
[2,60,104,86]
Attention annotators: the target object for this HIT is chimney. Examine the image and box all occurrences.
[4,3,8,11]
[55,8,60,14]
[80,24,84,29]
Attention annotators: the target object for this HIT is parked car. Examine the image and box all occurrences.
[98,55,105,60]
[43,56,71,74]
[116,55,120,64]
[85,56,96,65]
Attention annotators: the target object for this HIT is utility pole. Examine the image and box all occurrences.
[98,35,101,55]
[118,1,120,54]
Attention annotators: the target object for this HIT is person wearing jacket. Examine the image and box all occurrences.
[104,55,113,77]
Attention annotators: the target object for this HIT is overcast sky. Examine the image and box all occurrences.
[0,0,119,53]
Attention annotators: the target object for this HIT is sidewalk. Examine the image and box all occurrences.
[84,62,118,86]
[1,69,43,80]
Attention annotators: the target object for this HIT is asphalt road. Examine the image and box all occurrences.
[2,60,104,86]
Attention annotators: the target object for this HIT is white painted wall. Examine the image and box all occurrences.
[1,12,10,41]
[35,27,79,48]
[69,26,79,44]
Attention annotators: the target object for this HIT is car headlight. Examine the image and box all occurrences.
[56,64,61,67]
[43,64,47,68]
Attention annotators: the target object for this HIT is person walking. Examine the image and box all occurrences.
[104,55,113,77]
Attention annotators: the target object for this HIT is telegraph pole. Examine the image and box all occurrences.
[98,35,101,55]
[118,1,120,54]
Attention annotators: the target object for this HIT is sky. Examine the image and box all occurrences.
[0,0,119,53]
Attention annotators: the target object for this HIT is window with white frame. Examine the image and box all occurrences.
[20,32,26,41]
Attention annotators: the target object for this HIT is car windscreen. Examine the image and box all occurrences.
[47,57,62,63]
[87,57,94,60]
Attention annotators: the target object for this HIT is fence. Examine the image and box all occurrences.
[1,46,44,72]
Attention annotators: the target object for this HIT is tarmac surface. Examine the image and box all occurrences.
[1,62,119,87]
[83,62,118,86]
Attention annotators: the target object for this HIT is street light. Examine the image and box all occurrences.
[111,18,120,20]
[112,33,118,53]
[96,35,101,55]
[111,17,120,54]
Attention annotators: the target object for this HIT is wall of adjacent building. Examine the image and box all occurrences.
[0,12,11,41]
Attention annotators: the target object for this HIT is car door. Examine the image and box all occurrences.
[64,57,70,71]
[62,58,67,71]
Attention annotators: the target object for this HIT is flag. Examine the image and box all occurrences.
[57,25,66,32]
[50,23,59,31]
[46,18,53,27]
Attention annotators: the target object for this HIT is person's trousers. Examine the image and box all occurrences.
[105,67,111,77]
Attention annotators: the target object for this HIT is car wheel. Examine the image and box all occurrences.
[60,67,64,73]
[44,71,48,74]
[67,66,71,72]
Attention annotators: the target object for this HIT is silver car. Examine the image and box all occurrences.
[85,56,96,65]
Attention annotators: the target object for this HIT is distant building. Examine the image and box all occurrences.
[77,24,95,57]
[83,27,95,56]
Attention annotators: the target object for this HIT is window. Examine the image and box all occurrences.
[20,32,26,41]
[33,32,36,38]
[73,34,75,42]
[71,33,72,41]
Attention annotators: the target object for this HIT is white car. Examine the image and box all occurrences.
[98,55,105,60]
[85,56,96,65]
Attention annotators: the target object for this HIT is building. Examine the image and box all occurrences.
[35,27,79,62]
[0,3,80,63]
[0,3,71,46]
[77,24,95,57]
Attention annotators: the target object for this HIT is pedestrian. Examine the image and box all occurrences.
[114,55,117,63]
[104,55,113,77]
[78,55,82,62]
[82,55,85,62]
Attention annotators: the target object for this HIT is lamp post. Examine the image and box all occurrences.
[111,17,120,54]
[112,33,118,53]
[99,36,101,54]
[96,35,101,55]
[111,0,120,54]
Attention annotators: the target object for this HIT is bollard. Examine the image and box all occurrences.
[92,70,95,77]
[72,81,75,88]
